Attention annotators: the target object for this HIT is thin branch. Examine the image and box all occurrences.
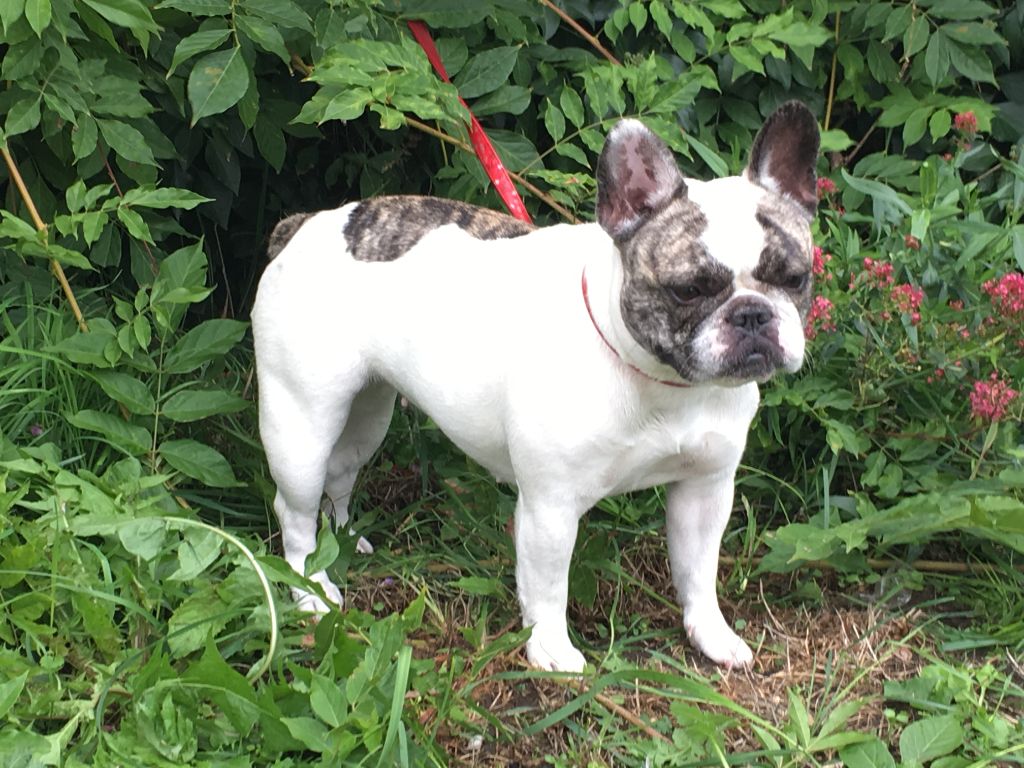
[824,11,842,131]
[2,146,88,332]
[720,554,1024,574]
[538,0,622,67]
[405,117,579,223]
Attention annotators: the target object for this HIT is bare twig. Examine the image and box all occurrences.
[824,11,842,131]
[2,146,88,332]
[538,0,621,67]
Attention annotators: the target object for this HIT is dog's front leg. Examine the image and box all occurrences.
[515,494,587,673]
[666,476,753,668]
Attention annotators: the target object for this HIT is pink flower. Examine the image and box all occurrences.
[805,295,836,339]
[890,283,924,324]
[861,257,894,289]
[954,111,978,136]
[982,273,1024,322]
[969,372,1018,423]
[904,234,921,250]
[812,246,832,279]
[816,177,837,199]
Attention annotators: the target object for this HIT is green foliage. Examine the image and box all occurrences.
[1,0,1024,763]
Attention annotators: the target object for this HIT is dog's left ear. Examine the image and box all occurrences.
[745,101,820,219]
[597,119,686,240]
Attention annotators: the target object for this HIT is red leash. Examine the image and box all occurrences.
[581,269,689,388]
[407,21,532,225]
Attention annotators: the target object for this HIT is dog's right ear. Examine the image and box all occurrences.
[596,120,686,240]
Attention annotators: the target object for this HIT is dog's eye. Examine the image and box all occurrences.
[665,284,702,304]
[780,272,809,291]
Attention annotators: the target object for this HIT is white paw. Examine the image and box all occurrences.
[292,571,343,614]
[355,535,374,554]
[686,615,753,669]
[526,629,586,673]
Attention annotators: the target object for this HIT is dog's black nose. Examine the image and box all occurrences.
[728,304,772,334]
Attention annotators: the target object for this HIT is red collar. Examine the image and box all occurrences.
[581,268,689,388]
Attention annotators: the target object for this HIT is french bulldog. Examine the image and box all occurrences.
[252,100,819,672]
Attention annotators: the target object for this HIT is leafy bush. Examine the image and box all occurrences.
[1,0,1023,763]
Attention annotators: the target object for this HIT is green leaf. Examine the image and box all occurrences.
[253,117,286,171]
[24,0,49,35]
[304,524,339,576]
[168,27,232,76]
[183,640,260,735]
[120,186,211,210]
[281,717,330,752]
[946,39,997,84]
[925,31,951,84]
[0,672,28,719]
[559,86,585,128]
[5,95,41,137]
[544,99,565,143]
[154,0,230,14]
[159,439,240,487]
[81,0,157,31]
[903,14,929,57]
[93,371,155,414]
[237,13,289,65]
[929,109,952,140]
[729,43,765,75]
[840,737,896,768]
[116,206,153,243]
[472,84,531,116]
[72,115,99,160]
[97,118,157,166]
[161,388,248,422]
[167,588,229,657]
[453,45,519,99]
[941,21,1005,45]
[899,715,964,763]
[396,0,490,28]
[170,527,223,581]
[68,409,152,454]
[162,319,246,374]
[118,517,166,560]
[309,674,346,728]
[188,47,250,125]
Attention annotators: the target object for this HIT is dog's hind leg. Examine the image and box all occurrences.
[322,381,397,554]
[259,373,356,614]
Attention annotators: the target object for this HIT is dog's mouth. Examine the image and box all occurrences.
[720,336,785,381]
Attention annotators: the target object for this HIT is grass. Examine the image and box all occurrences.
[1,300,1023,766]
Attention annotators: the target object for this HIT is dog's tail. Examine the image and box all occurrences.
[267,212,314,260]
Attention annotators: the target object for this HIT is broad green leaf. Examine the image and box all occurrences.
[68,409,152,454]
[168,27,232,76]
[170,527,223,581]
[188,47,250,125]
[97,118,156,166]
[304,524,339,576]
[946,39,997,84]
[24,0,49,35]
[154,0,229,14]
[183,640,260,735]
[544,100,565,143]
[236,13,289,65]
[925,31,951,84]
[319,88,372,123]
[396,0,490,28]
[309,674,346,728]
[242,0,311,32]
[684,133,729,178]
[81,0,157,31]
[118,517,166,560]
[93,371,155,414]
[5,94,41,137]
[559,86,584,128]
[472,84,531,116]
[840,737,896,768]
[929,108,952,140]
[162,319,246,374]
[167,588,229,657]
[159,439,240,487]
[0,0,27,34]
[903,14,929,57]
[72,115,99,160]
[899,715,964,763]
[253,117,286,171]
[281,717,330,752]
[0,671,28,719]
[729,44,765,75]
[116,206,153,243]
[941,21,1005,46]
[453,45,519,99]
[161,388,248,422]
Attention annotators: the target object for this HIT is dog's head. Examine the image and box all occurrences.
[597,101,820,385]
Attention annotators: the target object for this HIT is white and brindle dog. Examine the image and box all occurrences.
[253,101,820,672]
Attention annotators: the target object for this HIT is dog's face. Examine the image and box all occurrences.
[596,102,820,385]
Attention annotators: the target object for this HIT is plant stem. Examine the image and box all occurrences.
[824,11,842,131]
[537,0,622,67]
[2,146,88,332]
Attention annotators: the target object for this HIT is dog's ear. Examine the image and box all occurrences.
[745,101,820,219]
[597,120,686,240]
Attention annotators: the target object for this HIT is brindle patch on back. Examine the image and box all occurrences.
[343,196,535,262]
[268,212,314,259]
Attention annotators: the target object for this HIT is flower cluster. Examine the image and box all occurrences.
[969,372,1018,423]
[816,177,837,200]
[804,295,835,339]
[890,283,924,324]
[982,272,1024,323]
[858,257,894,289]
[954,110,978,137]
[812,246,832,280]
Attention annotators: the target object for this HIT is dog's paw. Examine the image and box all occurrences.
[526,630,586,673]
[292,572,344,614]
[685,616,753,669]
